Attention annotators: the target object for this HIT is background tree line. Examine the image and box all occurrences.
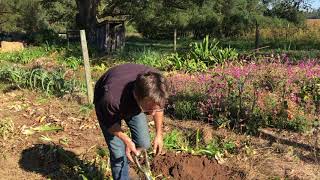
[0,0,318,42]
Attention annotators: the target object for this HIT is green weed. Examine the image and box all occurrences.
[63,56,83,70]
[35,95,50,104]
[78,147,112,180]
[163,129,236,158]
[163,130,187,150]
[79,103,94,115]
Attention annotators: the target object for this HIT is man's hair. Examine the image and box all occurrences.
[134,71,169,108]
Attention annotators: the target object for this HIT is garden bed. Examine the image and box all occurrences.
[0,45,319,179]
[0,88,319,179]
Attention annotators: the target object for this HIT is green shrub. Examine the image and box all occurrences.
[212,46,238,64]
[276,115,309,132]
[299,77,320,113]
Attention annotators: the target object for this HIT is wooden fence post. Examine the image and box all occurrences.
[80,30,93,104]
[174,28,177,52]
[255,20,260,51]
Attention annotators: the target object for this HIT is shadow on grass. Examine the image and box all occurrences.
[19,144,106,179]
[296,151,320,165]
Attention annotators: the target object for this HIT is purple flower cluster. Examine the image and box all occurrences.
[167,60,320,128]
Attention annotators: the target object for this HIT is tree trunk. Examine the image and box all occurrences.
[121,22,125,48]
[75,0,98,42]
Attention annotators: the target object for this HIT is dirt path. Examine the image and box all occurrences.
[0,89,106,179]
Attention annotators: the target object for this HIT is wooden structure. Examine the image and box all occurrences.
[96,15,126,53]
[66,15,126,54]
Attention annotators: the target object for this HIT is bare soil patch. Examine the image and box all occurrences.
[152,152,244,180]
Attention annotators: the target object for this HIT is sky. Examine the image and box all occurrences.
[311,0,320,9]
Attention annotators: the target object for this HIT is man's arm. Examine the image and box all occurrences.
[153,111,164,136]
[153,111,164,154]
[108,123,129,141]
[108,123,138,162]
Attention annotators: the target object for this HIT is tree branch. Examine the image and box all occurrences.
[0,11,11,14]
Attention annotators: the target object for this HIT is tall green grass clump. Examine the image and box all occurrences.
[0,47,49,64]
[189,35,238,67]
[131,49,165,69]
[0,66,83,96]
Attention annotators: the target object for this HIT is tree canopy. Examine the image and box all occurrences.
[0,0,314,40]
[0,0,77,33]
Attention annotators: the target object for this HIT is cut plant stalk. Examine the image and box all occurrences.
[133,149,154,180]
[22,123,63,135]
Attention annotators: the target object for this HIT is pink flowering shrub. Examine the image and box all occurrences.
[167,60,320,133]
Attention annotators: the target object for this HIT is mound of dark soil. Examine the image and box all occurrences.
[151,152,245,180]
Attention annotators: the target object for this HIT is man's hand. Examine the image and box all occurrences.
[153,134,163,155]
[108,123,138,162]
[124,138,138,162]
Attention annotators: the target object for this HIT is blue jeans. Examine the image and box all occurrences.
[98,113,151,180]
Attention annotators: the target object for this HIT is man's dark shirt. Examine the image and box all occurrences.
[94,63,157,129]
